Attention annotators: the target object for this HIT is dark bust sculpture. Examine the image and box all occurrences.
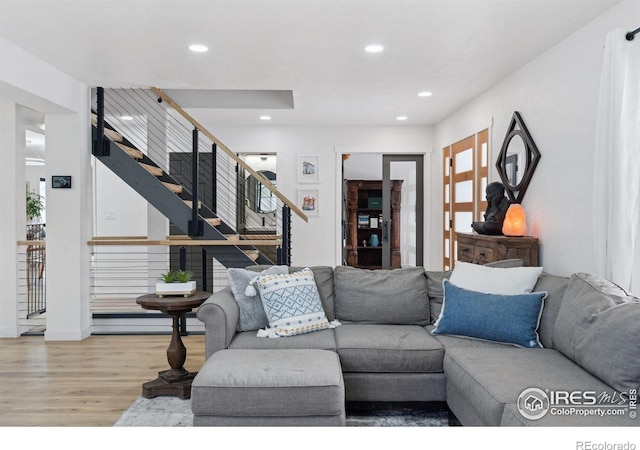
[471,182,512,235]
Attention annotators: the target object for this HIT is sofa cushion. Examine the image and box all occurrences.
[250,268,336,337]
[228,265,289,331]
[444,347,617,426]
[432,281,546,348]
[553,272,640,393]
[334,266,429,325]
[449,260,542,294]
[532,273,569,349]
[335,324,444,373]
[289,266,335,321]
[426,325,515,350]
[192,349,344,419]
[230,328,337,351]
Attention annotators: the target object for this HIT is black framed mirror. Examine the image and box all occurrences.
[495,111,541,203]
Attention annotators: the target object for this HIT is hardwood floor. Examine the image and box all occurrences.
[0,334,205,426]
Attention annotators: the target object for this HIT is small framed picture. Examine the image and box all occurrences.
[298,156,319,183]
[298,189,319,216]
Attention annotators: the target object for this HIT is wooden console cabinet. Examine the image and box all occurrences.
[346,180,402,269]
[456,232,539,266]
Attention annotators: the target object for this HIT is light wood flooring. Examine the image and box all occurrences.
[0,334,205,426]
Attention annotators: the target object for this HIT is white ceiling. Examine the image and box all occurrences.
[0,0,620,128]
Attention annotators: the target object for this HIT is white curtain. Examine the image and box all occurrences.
[594,29,640,291]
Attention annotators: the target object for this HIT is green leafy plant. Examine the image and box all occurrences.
[174,270,194,283]
[160,269,194,283]
[26,191,44,220]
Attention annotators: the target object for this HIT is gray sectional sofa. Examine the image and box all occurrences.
[194,264,640,426]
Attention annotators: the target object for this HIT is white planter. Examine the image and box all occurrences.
[155,281,196,297]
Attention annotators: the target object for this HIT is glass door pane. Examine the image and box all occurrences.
[382,155,423,269]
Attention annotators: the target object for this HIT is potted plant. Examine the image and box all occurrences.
[155,269,196,297]
[26,191,44,222]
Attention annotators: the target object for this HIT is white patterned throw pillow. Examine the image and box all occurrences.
[246,268,340,338]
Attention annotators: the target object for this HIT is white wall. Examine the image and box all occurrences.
[182,124,433,267]
[0,36,92,339]
[432,0,639,277]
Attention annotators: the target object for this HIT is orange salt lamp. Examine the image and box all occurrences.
[502,203,528,236]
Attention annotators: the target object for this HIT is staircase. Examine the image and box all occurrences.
[91,114,271,268]
[89,87,305,334]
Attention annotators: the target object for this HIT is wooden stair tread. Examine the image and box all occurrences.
[163,182,183,194]
[105,128,124,142]
[205,217,221,226]
[183,200,202,209]
[243,249,260,261]
[241,234,283,240]
[116,142,143,159]
[139,162,163,177]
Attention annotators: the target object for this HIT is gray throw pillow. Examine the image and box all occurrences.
[553,272,640,393]
[228,265,288,332]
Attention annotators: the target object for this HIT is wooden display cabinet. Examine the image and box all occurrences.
[346,180,402,269]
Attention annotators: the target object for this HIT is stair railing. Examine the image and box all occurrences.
[150,87,309,224]
[93,87,301,264]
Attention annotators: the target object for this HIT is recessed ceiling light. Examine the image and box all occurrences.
[189,44,208,53]
[259,115,271,121]
[418,91,433,97]
[396,116,408,121]
[121,115,133,121]
[364,44,384,53]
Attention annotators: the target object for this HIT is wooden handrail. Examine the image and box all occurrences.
[87,239,282,246]
[150,87,308,223]
[91,235,148,240]
[17,240,46,246]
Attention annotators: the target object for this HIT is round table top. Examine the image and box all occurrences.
[136,291,211,312]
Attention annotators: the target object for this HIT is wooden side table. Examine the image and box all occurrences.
[136,291,210,399]
[456,232,539,266]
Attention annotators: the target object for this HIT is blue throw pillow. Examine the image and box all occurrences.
[432,280,547,348]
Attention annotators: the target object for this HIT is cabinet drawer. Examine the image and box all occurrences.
[458,244,475,262]
[474,246,495,264]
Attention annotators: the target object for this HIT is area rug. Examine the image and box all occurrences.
[114,396,450,427]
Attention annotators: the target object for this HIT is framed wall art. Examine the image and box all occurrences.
[298,156,319,183]
[298,189,319,216]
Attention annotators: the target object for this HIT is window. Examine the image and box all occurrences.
[442,129,489,269]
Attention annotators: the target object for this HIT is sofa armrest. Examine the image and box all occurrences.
[196,287,239,359]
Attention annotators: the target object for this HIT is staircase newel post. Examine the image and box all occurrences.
[95,87,106,156]
[201,247,208,292]
[282,205,291,266]
[189,128,202,237]
[211,143,217,214]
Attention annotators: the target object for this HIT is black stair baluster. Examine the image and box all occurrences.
[189,128,202,236]
[211,143,217,214]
